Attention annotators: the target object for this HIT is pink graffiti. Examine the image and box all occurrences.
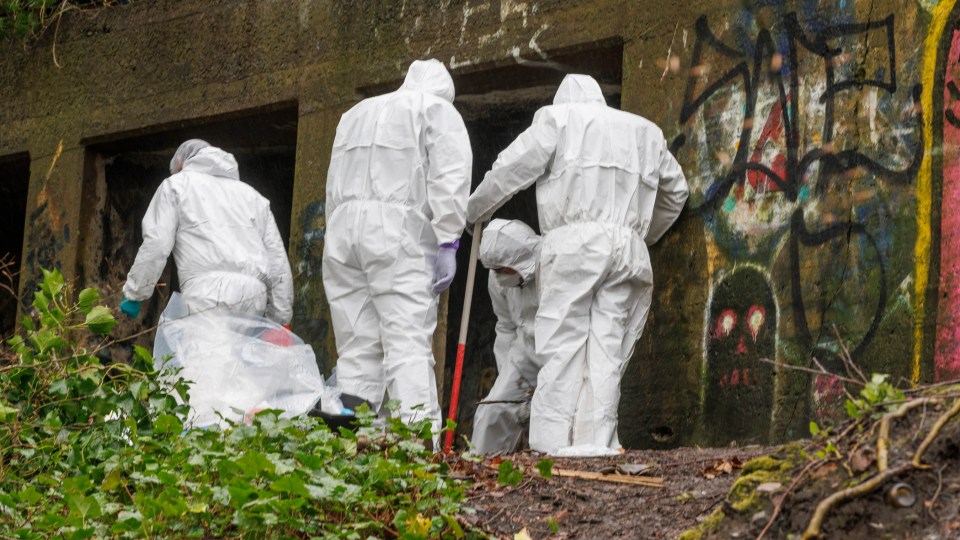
[935,28,960,382]
[719,368,753,387]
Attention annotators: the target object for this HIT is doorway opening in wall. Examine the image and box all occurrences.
[0,153,30,340]
[81,104,298,354]
[440,41,624,446]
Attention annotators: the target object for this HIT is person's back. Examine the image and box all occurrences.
[122,141,293,325]
[468,74,686,245]
[465,74,688,455]
[322,59,472,444]
[326,59,469,241]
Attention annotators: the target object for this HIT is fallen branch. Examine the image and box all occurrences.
[551,468,664,488]
[801,462,910,539]
[475,399,528,406]
[878,398,937,471]
[758,357,863,387]
[831,324,867,383]
[913,398,960,468]
[803,397,940,539]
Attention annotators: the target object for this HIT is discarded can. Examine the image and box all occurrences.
[885,482,916,508]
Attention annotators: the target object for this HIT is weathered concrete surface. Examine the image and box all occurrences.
[0,0,955,447]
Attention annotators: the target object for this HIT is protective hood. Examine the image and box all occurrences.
[400,59,456,103]
[553,74,606,105]
[479,219,541,284]
[181,146,241,181]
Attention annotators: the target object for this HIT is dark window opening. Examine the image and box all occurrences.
[440,43,624,446]
[0,153,30,340]
[81,105,298,353]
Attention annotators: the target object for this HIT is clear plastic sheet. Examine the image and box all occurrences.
[154,293,328,427]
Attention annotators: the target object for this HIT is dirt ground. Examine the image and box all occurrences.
[449,395,960,539]
[448,445,776,539]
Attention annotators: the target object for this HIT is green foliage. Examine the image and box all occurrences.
[844,373,906,420]
[0,269,478,538]
[535,458,554,478]
[0,1,130,41]
[496,460,523,487]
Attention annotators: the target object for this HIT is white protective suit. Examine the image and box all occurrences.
[124,145,294,324]
[322,59,472,439]
[466,74,689,454]
[471,219,541,454]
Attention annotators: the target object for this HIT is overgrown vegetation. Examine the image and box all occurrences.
[680,343,960,539]
[0,269,479,539]
[0,0,130,40]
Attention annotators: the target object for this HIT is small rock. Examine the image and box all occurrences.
[751,511,768,525]
[756,482,783,493]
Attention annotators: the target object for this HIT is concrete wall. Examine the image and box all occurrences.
[1,0,956,448]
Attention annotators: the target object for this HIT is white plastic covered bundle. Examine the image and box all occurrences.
[154,293,326,428]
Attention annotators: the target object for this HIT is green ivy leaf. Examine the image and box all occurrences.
[497,460,523,487]
[536,458,554,478]
[66,493,102,519]
[270,473,310,497]
[0,403,18,422]
[84,305,116,335]
[808,421,820,437]
[17,484,42,505]
[236,450,276,477]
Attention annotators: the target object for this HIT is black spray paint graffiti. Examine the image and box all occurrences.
[674,12,923,362]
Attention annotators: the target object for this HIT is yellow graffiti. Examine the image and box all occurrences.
[915,0,957,384]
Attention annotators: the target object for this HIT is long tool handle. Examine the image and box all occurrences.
[443,221,483,452]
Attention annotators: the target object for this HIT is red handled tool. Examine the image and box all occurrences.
[443,221,483,452]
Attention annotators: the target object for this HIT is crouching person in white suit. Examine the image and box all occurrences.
[471,219,541,454]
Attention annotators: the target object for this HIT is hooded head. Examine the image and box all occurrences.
[170,139,211,174]
[400,59,456,103]
[553,74,606,105]
[172,140,240,180]
[479,219,541,285]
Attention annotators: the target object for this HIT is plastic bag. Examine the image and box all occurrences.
[154,293,326,428]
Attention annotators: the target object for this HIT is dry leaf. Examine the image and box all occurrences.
[850,446,876,473]
[700,457,743,478]
[617,463,657,476]
[515,527,533,540]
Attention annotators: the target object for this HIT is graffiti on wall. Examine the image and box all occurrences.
[22,184,69,303]
[936,16,960,382]
[675,3,923,437]
[703,266,777,445]
[292,199,331,373]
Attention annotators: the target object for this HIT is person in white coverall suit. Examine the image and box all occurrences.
[471,219,541,454]
[322,59,472,442]
[121,139,293,325]
[466,74,689,455]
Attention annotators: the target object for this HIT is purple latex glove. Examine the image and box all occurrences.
[432,241,459,293]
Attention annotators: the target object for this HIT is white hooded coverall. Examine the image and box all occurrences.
[466,75,689,454]
[471,219,541,454]
[322,59,472,438]
[123,146,294,324]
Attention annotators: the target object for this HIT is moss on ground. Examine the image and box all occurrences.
[676,508,725,540]
[675,445,804,538]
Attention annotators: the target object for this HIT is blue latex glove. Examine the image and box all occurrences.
[119,297,142,318]
[432,243,458,293]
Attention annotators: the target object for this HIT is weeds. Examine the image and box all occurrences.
[0,269,479,539]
